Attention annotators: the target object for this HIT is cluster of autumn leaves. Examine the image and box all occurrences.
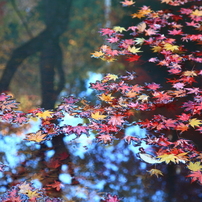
[0,0,202,201]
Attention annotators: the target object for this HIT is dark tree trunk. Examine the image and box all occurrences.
[0,0,75,198]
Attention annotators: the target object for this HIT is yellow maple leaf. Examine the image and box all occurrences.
[163,43,179,51]
[175,152,188,163]
[31,173,44,181]
[99,93,115,102]
[189,118,202,128]
[151,46,162,52]
[26,190,40,199]
[161,0,173,4]
[183,70,197,77]
[36,110,53,119]
[187,162,202,171]
[131,12,145,18]
[137,94,149,102]
[128,46,142,54]
[157,153,177,164]
[192,9,202,17]
[25,130,47,143]
[113,26,126,33]
[141,8,152,15]
[134,38,145,45]
[105,74,118,81]
[91,51,104,58]
[101,56,116,62]
[147,169,163,178]
[91,112,107,120]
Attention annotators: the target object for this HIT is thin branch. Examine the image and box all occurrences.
[10,0,33,38]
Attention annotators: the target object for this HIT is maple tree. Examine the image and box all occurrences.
[0,0,202,201]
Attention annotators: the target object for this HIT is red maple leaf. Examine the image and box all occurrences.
[126,55,141,62]
[103,193,121,202]
[187,171,202,184]
[46,181,64,191]
[46,158,61,169]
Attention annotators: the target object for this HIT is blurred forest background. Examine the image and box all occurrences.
[0,0,201,201]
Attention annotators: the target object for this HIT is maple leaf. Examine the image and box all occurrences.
[175,152,188,164]
[183,70,197,77]
[105,48,119,56]
[91,51,104,58]
[31,173,44,181]
[47,158,61,169]
[1,112,14,122]
[187,162,202,172]
[99,93,115,102]
[124,136,140,144]
[157,153,178,164]
[191,9,202,17]
[26,189,40,199]
[161,0,173,4]
[0,93,10,101]
[147,169,163,178]
[168,29,183,35]
[13,113,28,124]
[7,189,22,202]
[97,134,113,144]
[163,43,179,51]
[91,111,107,120]
[187,171,202,184]
[152,91,172,103]
[46,181,64,191]
[103,193,121,202]
[36,110,53,119]
[108,115,124,126]
[137,94,149,102]
[128,46,142,54]
[164,119,176,129]
[99,28,115,36]
[72,124,89,136]
[126,55,141,62]
[131,12,145,19]
[151,46,162,52]
[101,56,117,63]
[172,82,185,89]
[19,182,32,194]
[189,118,202,128]
[145,28,157,36]
[105,73,118,81]
[125,91,138,98]
[90,81,105,91]
[107,36,120,43]
[118,83,131,93]
[131,84,144,93]
[146,83,161,90]
[134,38,145,45]
[25,130,47,143]
[0,99,19,112]
[120,0,135,7]
[176,123,189,133]
[113,26,126,33]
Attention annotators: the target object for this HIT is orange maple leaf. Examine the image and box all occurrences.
[25,130,47,143]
